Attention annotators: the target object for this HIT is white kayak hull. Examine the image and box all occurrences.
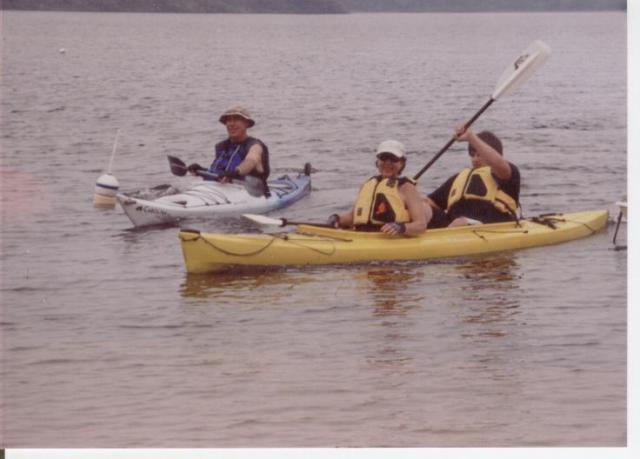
[117,174,311,228]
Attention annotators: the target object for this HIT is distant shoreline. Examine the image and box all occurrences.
[1,0,626,14]
[0,0,347,14]
[0,8,627,14]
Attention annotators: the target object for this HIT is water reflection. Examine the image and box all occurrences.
[116,223,177,241]
[454,254,523,326]
[180,269,291,299]
[361,265,425,317]
[0,169,51,225]
[359,265,425,368]
[455,254,521,290]
[451,254,523,387]
[115,214,259,240]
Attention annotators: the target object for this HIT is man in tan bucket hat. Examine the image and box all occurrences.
[218,105,255,127]
[188,105,270,195]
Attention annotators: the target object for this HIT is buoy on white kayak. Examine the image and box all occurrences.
[93,129,121,208]
[93,173,119,208]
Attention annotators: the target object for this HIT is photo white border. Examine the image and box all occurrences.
[3,1,636,458]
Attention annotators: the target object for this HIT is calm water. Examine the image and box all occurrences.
[0,11,627,447]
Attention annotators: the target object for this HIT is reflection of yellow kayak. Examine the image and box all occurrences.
[179,210,608,274]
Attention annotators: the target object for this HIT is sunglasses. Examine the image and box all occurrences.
[377,153,402,163]
[468,147,479,157]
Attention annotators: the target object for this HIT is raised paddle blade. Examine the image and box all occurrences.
[492,40,551,100]
[167,155,188,176]
[413,40,551,181]
[242,213,286,226]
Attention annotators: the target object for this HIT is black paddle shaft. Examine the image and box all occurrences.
[281,219,334,228]
[412,97,495,181]
[278,218,335,229]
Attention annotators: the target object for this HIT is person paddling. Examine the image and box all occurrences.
[328,140,431,236]
[425,126,520,227]
[188,105,270,196]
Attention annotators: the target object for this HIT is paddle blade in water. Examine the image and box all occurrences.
[243,213,285,226]
[492,40,551,100]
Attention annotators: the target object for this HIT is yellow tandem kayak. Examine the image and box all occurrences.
[179,210,609,274]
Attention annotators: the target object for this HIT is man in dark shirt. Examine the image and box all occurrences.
[424,127,520,228]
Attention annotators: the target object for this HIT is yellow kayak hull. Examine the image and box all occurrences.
[179,210,609,274]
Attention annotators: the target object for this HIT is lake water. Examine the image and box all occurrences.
[0,10,627,448]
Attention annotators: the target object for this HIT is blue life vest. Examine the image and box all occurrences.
[209,136,270,182]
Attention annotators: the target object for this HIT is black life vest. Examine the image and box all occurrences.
[209,136,270,182]
[209,136,271,197]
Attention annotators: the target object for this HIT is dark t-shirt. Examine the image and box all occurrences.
[428,163,520,224]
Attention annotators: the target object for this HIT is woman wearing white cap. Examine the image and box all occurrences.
[188,105,270,196]
[328,140,431,236]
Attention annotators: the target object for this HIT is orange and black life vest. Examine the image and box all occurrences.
[353,176,413,227]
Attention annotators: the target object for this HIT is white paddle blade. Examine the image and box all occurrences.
[492,40,551,100]
[242,213,284,226]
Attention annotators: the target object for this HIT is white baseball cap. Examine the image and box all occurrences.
[375,140,406,159]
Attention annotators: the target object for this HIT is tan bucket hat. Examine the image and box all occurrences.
[219,105,255,127]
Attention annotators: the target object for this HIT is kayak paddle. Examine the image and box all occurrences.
[243,213,333,228]
[167,155,221,181]
[167,155,265,197]
[412,39,551,181]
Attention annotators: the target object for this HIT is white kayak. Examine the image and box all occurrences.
[117,172,311,228]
